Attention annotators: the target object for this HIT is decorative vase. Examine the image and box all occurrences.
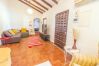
[72,39,77,49]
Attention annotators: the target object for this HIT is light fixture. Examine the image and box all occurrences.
[74,0,83,4]
[27,8,33,15]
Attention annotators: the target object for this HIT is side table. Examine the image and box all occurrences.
[64,48,80,66]
[66,48,80,55]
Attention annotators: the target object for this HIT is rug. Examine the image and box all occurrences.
[27,36,43,48]
[0,48,11,66]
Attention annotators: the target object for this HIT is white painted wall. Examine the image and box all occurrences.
[75,1,99,56]
[0,0,11,31]
[42,0,75,49]
[7,0,42,29]
[0,0,42,30]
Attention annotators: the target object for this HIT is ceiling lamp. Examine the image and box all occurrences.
[74,0,83,4]
[27,8,33,14]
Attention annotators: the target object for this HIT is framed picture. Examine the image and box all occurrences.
[42,18,47,34]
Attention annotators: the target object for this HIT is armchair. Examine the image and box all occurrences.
[20,27,29,38]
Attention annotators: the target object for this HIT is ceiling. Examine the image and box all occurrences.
[75,0,97,7]
[74,0,83,3]
[19,0,60,14]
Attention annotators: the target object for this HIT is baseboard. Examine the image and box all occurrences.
[50,41,65,53]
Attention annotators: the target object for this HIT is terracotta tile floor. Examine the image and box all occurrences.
[0,36,69,66]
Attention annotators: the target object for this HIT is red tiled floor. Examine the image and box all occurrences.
[0,36,68,66]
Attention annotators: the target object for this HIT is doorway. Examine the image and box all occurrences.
[34,18,40,33]
[42,18,47,34]
[54,10,69,50]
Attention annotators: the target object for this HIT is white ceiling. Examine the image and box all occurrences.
[19,0,60,14]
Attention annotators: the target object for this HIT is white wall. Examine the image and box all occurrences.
[75,1,99,56]
[42,0,75,49]
[7,0,42,29]
[0,0,42,30]
[0,0,11,31]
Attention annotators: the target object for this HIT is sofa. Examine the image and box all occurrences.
[69,54,99,66]
[1,29,21,44]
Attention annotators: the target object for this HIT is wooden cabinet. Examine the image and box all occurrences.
[54,10,69,50]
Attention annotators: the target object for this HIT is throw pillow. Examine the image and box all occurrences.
[21,27,27,32]
[8,30,15,35]
[3,31,12,37]
[12,29,18,34]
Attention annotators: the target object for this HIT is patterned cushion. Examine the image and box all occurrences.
[8,30,15,35]
[3,31,12,37]
[12,29,18,34]
[70,54,99,66]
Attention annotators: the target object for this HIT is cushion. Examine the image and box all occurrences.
[96,58,99,64]
[70,54,99,66]
[91,56,97,66]
[8,30,15,35]
[21,27,27,32]
[4,31,12,37]
[12,29,18,34]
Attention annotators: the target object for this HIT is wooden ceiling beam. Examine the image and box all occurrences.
[52,0,58,4]
[42,0,52,8]
[32,0,48,10]
[25,0,45,12]
[19,0,43,14]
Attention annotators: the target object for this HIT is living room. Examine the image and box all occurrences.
[0,0,99,66]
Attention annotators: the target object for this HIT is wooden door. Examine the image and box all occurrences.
[54,10,69,50]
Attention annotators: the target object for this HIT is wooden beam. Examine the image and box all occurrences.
[32,0,48,10]
[19,0,43,14]
[25,0,45,12]
[52,0,58,4]
[42,0,52,8]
